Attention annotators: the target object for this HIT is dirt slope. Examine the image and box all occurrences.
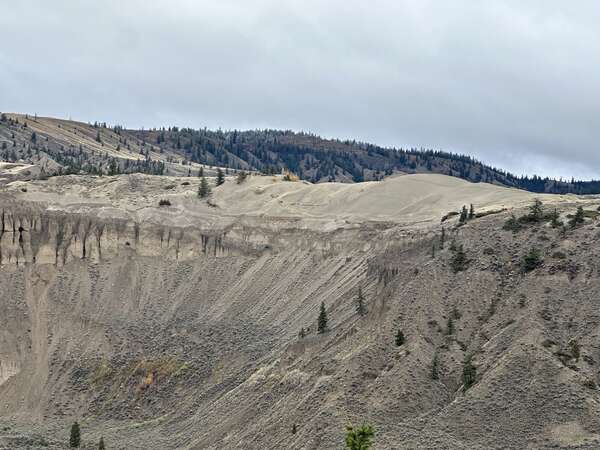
[1,171,599,449]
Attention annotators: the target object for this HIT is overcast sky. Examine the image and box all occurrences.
[2,1,599,179]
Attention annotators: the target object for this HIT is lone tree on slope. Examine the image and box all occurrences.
[431,352,440,380]
[69,421,81,448]
[356,286,366,316]
[236,170,248,184]
[569,206,585,228]
[216,168,225,186]
[395,329,405,346]
[317,302,328,334]
[98,437,105,450]
[528,198,544,222]
[344,424,374,450]
[198,176,211,198]
[462,356,477,391]
[459,205,468,223]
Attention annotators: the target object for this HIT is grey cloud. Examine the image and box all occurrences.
[1,0,599,179]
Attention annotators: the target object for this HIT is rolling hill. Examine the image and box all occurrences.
[1,112,599,194]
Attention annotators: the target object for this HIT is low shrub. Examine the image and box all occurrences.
[522,247,543,272]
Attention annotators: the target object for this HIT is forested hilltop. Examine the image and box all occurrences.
[1,112,599,194]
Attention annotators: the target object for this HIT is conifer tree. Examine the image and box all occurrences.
[198,176,211,198]
[450,243,468,273]
[503,213,522,232]
[70,421,81,448]
[292,423,297,435]
[528,198,543,222]
[216,168,225,186]
[236,170,248,184]
[569,206,584,228]
[468,203,475,219]
[198,166,204,177]
[549,208,562,228]
[299,327,306,339]
[440,227,445,249]
[431,352,439,380]
[446,317,454,335]
[395,329,405,346]
[356,287,366,316]
[317,302,328,334]
[522,247,542,272]
[98,437,105,450]
[462,356,477,391]
[344,424,374,450]
[459,205,468,223]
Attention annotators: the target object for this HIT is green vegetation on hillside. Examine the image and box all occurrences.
[3,112,600,193]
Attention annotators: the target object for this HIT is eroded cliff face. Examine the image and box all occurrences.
[0,203,404,269]
[0,176,437,450]
[3,173,599,450]
[0,202,253,267]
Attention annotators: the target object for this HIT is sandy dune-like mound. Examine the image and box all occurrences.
[1,171,570,229]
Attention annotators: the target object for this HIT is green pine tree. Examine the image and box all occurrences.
[431,352,439,380]
[446,317,455,335]
[459,205,468,223]
[344,424,374,450]
[356,287,366,316]
[468,203,475,219]
[216,168,225,186]
[522,247,542,272]
[69,421,81,448]
[549,208,562,228]
[98,436,105,450]
[236,170,248,184]
[292,423,297,435]
[569,206,585,228]
[317,302,328,334]
[395,329,405,347]
[462,356,477,391]
[502,213,522,232]
[450,244,468,273]
[198,176,211,198]
[528,198,543,222]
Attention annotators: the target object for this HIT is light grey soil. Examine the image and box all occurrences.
[1,172,600,449]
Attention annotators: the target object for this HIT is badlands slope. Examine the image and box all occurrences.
[1,171,600,449]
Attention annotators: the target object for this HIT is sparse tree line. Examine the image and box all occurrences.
[5,111,600,193]
[503,198,586,233]
[69,418,374,449]
[502,199,592,273]
[432,199,593,276]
